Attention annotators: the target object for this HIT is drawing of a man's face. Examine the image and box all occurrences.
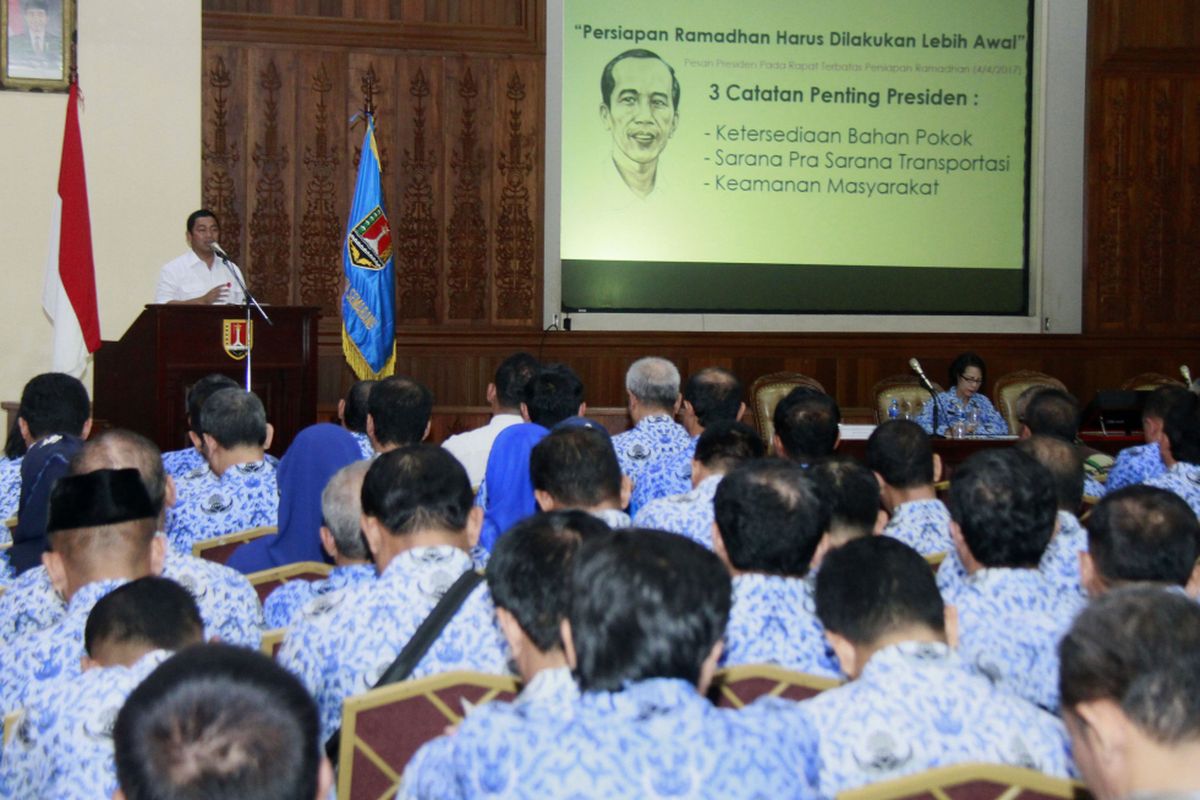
[600,56,678,168]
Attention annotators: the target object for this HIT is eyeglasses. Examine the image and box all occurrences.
[959,375,983,385]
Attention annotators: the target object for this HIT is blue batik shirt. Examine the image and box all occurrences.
[0,648,172,799]
[161,446,205,480]
[915,390,1009,437]
[352,431,375,459]
[952,567,1084,711]
[0,565,62,648]
[399,677,820,800]
[402,666,580,795]
[167,459,279,552]
[797,641,1075,798]
[162,546,265,648]
[722,573,840,679]
[278,545,510,742]
[0,579,125,718]
[883,498,953,556]
[263,563,376,630]
[1145,461,1200,518]
[634,474,721,549]
[612,415,695,515]
[1106,442,1165,491]
[938,511,1086,602]
[0,456,22,522]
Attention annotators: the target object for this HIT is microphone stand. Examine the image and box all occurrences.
[217,253,273,391]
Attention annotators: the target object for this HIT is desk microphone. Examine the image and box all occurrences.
[909,358,935,392]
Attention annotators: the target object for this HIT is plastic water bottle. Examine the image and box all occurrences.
[888,398,900,420]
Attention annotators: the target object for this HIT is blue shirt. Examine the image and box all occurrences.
[1106,442,1165,491]
[722,573,840,678]
[633,474,721,548]
[12,434,84,573]
[1145,461,1200,518]
[161,446,205,479]
[0,579,125,717]
[952,567,1083,711]
[352,430,376,459]
[0,564,62,648]
[882,499,953,556]
[612,415,694,515]
[915,390,1009,437]
[0,649,172,799]
[797,641,1074,798]
[399,677,820,800]
[0,456,22,522]
[262,563,376,629]
[166,459,279,552]
[278,545,510,742]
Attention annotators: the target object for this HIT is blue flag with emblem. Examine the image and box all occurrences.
[341,115,396,379]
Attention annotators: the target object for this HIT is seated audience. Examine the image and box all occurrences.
[399,529,819,799]
[866,420,952,556]
[479,363,584,550]
[367,375,434,455]
[0,577,204,799]
[915,351,1009,437]
[263,460,375,629]
[940,436,1090,599]
[338,378,378,459]
[0,468,162,717]
[1081,485,1200,597]
[1143,388,1200,517]
[442,352,539,489]
[530,422,632,528]
[11,372,92,574]
[160,373,240,479]
[114,643,333,800]
[167,388,279,552]
[1059,587,1200,800]
[1105,384,1185,490]
[808,456,885,568]
[279,445,509,742]
[798,536,1073,797]
[773,387,840,465]
[1020,387,1107,497]
[713,459,839,676]
[656,367,746,498]
[612,356,693,514]
[401,510,610,794]
[945,448,1084,711]
[634,420,764,548]
[226,422,364,573]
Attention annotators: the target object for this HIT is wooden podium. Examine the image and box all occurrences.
[93,305,319,456]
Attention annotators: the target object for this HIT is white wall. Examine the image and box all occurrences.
[0,3,200,403]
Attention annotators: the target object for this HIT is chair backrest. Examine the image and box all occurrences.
[3,710,20,746]
[837,762,1089,800]
[871,375,945,424]
[337,670,521,800]
[1121,372,1185,391]
[709,663,840,708]
[924,551,948,570]
[260,627,286,658]
[191,525,278,564]
[246,561,334,604]
[991,370,1068,435]
[748,372,826,451]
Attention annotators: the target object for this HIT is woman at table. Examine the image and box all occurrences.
[914,352,1010,437]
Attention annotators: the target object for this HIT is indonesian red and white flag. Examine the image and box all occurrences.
[42,80,100,378]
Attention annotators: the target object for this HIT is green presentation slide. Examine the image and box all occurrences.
[560,0,1033,314]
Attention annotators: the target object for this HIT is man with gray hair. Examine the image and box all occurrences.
[263,461,375,629]
[612,356,692,514]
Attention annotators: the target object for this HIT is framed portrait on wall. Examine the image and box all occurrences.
[1,0,74,92]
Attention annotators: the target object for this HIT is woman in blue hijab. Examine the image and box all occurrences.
[226,423,364,574]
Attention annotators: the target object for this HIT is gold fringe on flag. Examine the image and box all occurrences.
[341,325,396,380]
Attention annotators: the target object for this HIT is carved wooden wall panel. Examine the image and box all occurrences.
[1085,0,1200,334]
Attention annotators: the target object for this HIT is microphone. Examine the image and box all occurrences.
[909,358,935,392]
[211,242,232,262]
[1182,365,1193,385]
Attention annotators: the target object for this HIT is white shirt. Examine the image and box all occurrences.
[441,413,523,489]
[154,250,247,304]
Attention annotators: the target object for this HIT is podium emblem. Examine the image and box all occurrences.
[223,319,253,360]
[347,206,392,271]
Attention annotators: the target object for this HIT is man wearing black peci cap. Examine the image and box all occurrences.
[0,468,163,718]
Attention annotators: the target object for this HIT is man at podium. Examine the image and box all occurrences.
[153,210,246,305]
